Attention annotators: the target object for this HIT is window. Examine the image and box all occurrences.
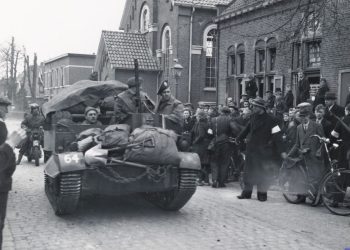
[266,38,277,72]
[305,11,321,37]
[140,4,150,33]
[237,44,245,75]
[256,50,265,72]
[269,48,276,71]
[255,40,265,73]
[204,25,217,88]
[307,41,321,68]
[161,25,172,79]
[227,46,235,76]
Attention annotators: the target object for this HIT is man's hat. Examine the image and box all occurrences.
[184,102,194,110]
[325,92,337,100]
[157,80,170,95]
[275,87,282,92]
[266,90,273,94]
[221,106,231,114]
[0,96,12,106]
[297,102,312,109]
[251,97,266,109]
[299,109,310,117]
[126,77,143,88]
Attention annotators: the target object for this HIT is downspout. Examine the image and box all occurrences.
[216,22,221,105]
[188,6,195,103]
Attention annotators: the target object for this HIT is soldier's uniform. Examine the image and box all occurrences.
[111,77,154,124]
[155,81,184,134]
[0,96,16,249]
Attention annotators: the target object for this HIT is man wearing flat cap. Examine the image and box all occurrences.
[324,92,344,129]
[237,97,287,201]
[111,77,155,124]
[155,80,184,133]
[288,109,325,200]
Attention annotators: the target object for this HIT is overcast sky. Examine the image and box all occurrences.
[0,0,126,63]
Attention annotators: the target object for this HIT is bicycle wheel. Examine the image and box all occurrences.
[321,169,350,216]
[279,164,308,204]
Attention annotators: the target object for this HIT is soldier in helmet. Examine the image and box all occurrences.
[0,96,16,249]
[16,103,45,165]
[155,80,184,133]
[111,76,155,124]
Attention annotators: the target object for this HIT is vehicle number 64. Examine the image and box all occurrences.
[64,154,80,164]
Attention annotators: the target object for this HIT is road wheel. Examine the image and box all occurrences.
[145,169,198,211]
[33,147,40,166]
[45,172,82,215]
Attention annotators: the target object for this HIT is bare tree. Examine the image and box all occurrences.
[0,37,22,101]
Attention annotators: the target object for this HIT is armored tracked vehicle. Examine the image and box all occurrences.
[42,67,200,215]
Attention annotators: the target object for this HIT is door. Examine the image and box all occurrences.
[339,70,350,106]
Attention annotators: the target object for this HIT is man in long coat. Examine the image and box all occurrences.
[208,107,234,188]
[324,92,344,129]
[0,97,16,249]
[237,97,287,201]
[155,80,184,134]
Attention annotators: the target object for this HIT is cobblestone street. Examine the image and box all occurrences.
[2,118,350,250]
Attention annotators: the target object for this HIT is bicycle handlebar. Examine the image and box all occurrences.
[310,134,330,143]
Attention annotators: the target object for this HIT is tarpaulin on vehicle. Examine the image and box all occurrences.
[42,80,128,117]
[124,127,180,165]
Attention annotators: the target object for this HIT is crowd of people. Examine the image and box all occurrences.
[182,78,350,202]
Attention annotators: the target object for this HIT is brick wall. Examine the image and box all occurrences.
[218,0,350,105]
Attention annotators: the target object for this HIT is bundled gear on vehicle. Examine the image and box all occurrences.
[124,127,180,165]
[76,128,103,152]
[97,129,130,149]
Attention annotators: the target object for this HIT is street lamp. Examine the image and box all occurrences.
[172,59,183,99]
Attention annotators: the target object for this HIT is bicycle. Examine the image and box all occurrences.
[279,134,350,216]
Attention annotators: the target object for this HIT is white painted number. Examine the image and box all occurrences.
[64,154,80,164]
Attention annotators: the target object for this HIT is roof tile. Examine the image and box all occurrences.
[102,31,159,71]
[174,0,231,8]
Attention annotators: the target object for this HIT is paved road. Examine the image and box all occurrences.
[2,118,350,250]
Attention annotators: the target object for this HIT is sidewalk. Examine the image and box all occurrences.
[3,218,15,250]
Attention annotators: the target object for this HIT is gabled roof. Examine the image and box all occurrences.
[216,0,285,22]
[174,0,231,9]
[102,31,159,71]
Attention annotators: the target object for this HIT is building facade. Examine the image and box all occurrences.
[114,0,230,106]
[216,0,350,106]
[43,53,96,99]
[94,31,160,101]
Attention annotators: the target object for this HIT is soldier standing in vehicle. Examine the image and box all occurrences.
[237,97,287,201]
[111,77,155,124]
[0,97,17,249]
[155,80,184,133]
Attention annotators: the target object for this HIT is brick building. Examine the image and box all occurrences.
[43,53,96,99]
[106,0,230,106]
[216,0,350,106]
